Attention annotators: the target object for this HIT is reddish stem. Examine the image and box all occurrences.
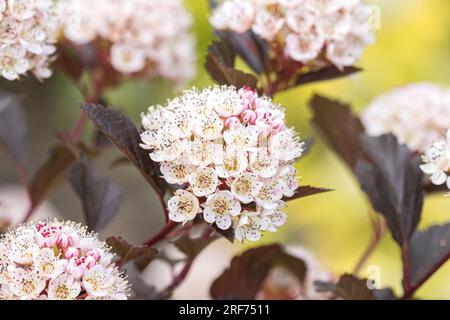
[143,220,178,247]
[401,251,450,300]
[401,243,412,293]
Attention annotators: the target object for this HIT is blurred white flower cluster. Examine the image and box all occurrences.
[59,0,196,85]
[420,130,450,192]
[140,85,304,242]
[0,184,60,229]
[0,0,59,80]
[210,0,375,68]
[0,220,128,300]
[257,246,332,300]
[362,83,450,152]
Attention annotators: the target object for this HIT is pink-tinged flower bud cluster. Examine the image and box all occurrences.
[0,0,59,80]
[362,83,450,152]
[210,0,375,69]
[0,220,129,300]
[140,85,305,242]
[58,0,196,86]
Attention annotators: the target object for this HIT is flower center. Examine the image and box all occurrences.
[213,199,229,215]
[178,198,195,215]
[55,285,70,299]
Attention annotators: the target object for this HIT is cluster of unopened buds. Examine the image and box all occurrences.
[58,0,196,85]
[0,220,128,300]
[210,0,375,69]
[420,129,450,194]
[362,82,450,153]
[0,0,59,80]
[140,85,304,242]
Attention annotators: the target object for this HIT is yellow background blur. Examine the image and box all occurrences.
[0,0,449,299]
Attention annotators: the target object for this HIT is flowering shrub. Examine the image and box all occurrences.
[58,0,196,86]
[0,0,59,80]
[362,82,450,152]
[0,0,448,303]
[210,0,374,69]
[140,85,304,241]
[0,220,128,300]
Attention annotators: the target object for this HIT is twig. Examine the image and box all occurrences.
[143,221,178,247]
[401,251,450,300]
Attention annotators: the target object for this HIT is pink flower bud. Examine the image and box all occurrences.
[256,121,271,137]
[240,109,257,124]
[68,265,85,279]
[85,256,97,269]
[57,234,72,249]
[65,247,79,259]
[239,87,256,110]
[44,236,57,248]
[255,107,270,121]
[224,116,240,128]
[271,118,285,133]
[86,249,101,261]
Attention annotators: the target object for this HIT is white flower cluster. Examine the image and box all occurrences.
[210,0,375,68]
[59,0,196,85]
[362,83,450,152]
[0,0,59,80]
[140,86,304,242]
[420,130,450,192]
[0,220,128,300]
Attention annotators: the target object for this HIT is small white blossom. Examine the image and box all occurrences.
[235,211,266,242]
[420,130,450,193]
[230,172,262,204]
[47,274,81,300]
[160,157,194,185]
[204,191,241,230]
[167,190,199,223]
[216,147,248,178]
[189,167,219,197]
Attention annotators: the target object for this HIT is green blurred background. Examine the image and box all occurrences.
[0,0,449,299]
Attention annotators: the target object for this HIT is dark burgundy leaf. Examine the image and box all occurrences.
[29,145,76,207]
[106,236,158,271]
[213,224,235,243]
[284,186,333,202]
[291,66,361,88]
[174,235,218,258]
[215,30,268,74]
[316,277,394,300]
[355,134,424,245]
[80,103,167,196]
[373,287,397,300]
[408,223,450,287]
[334,274,376,300]
[205,40,258,89]
[69,161,122,231]
[0,92,27,164]
[310,94,365,169]
[210,244,306,299]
